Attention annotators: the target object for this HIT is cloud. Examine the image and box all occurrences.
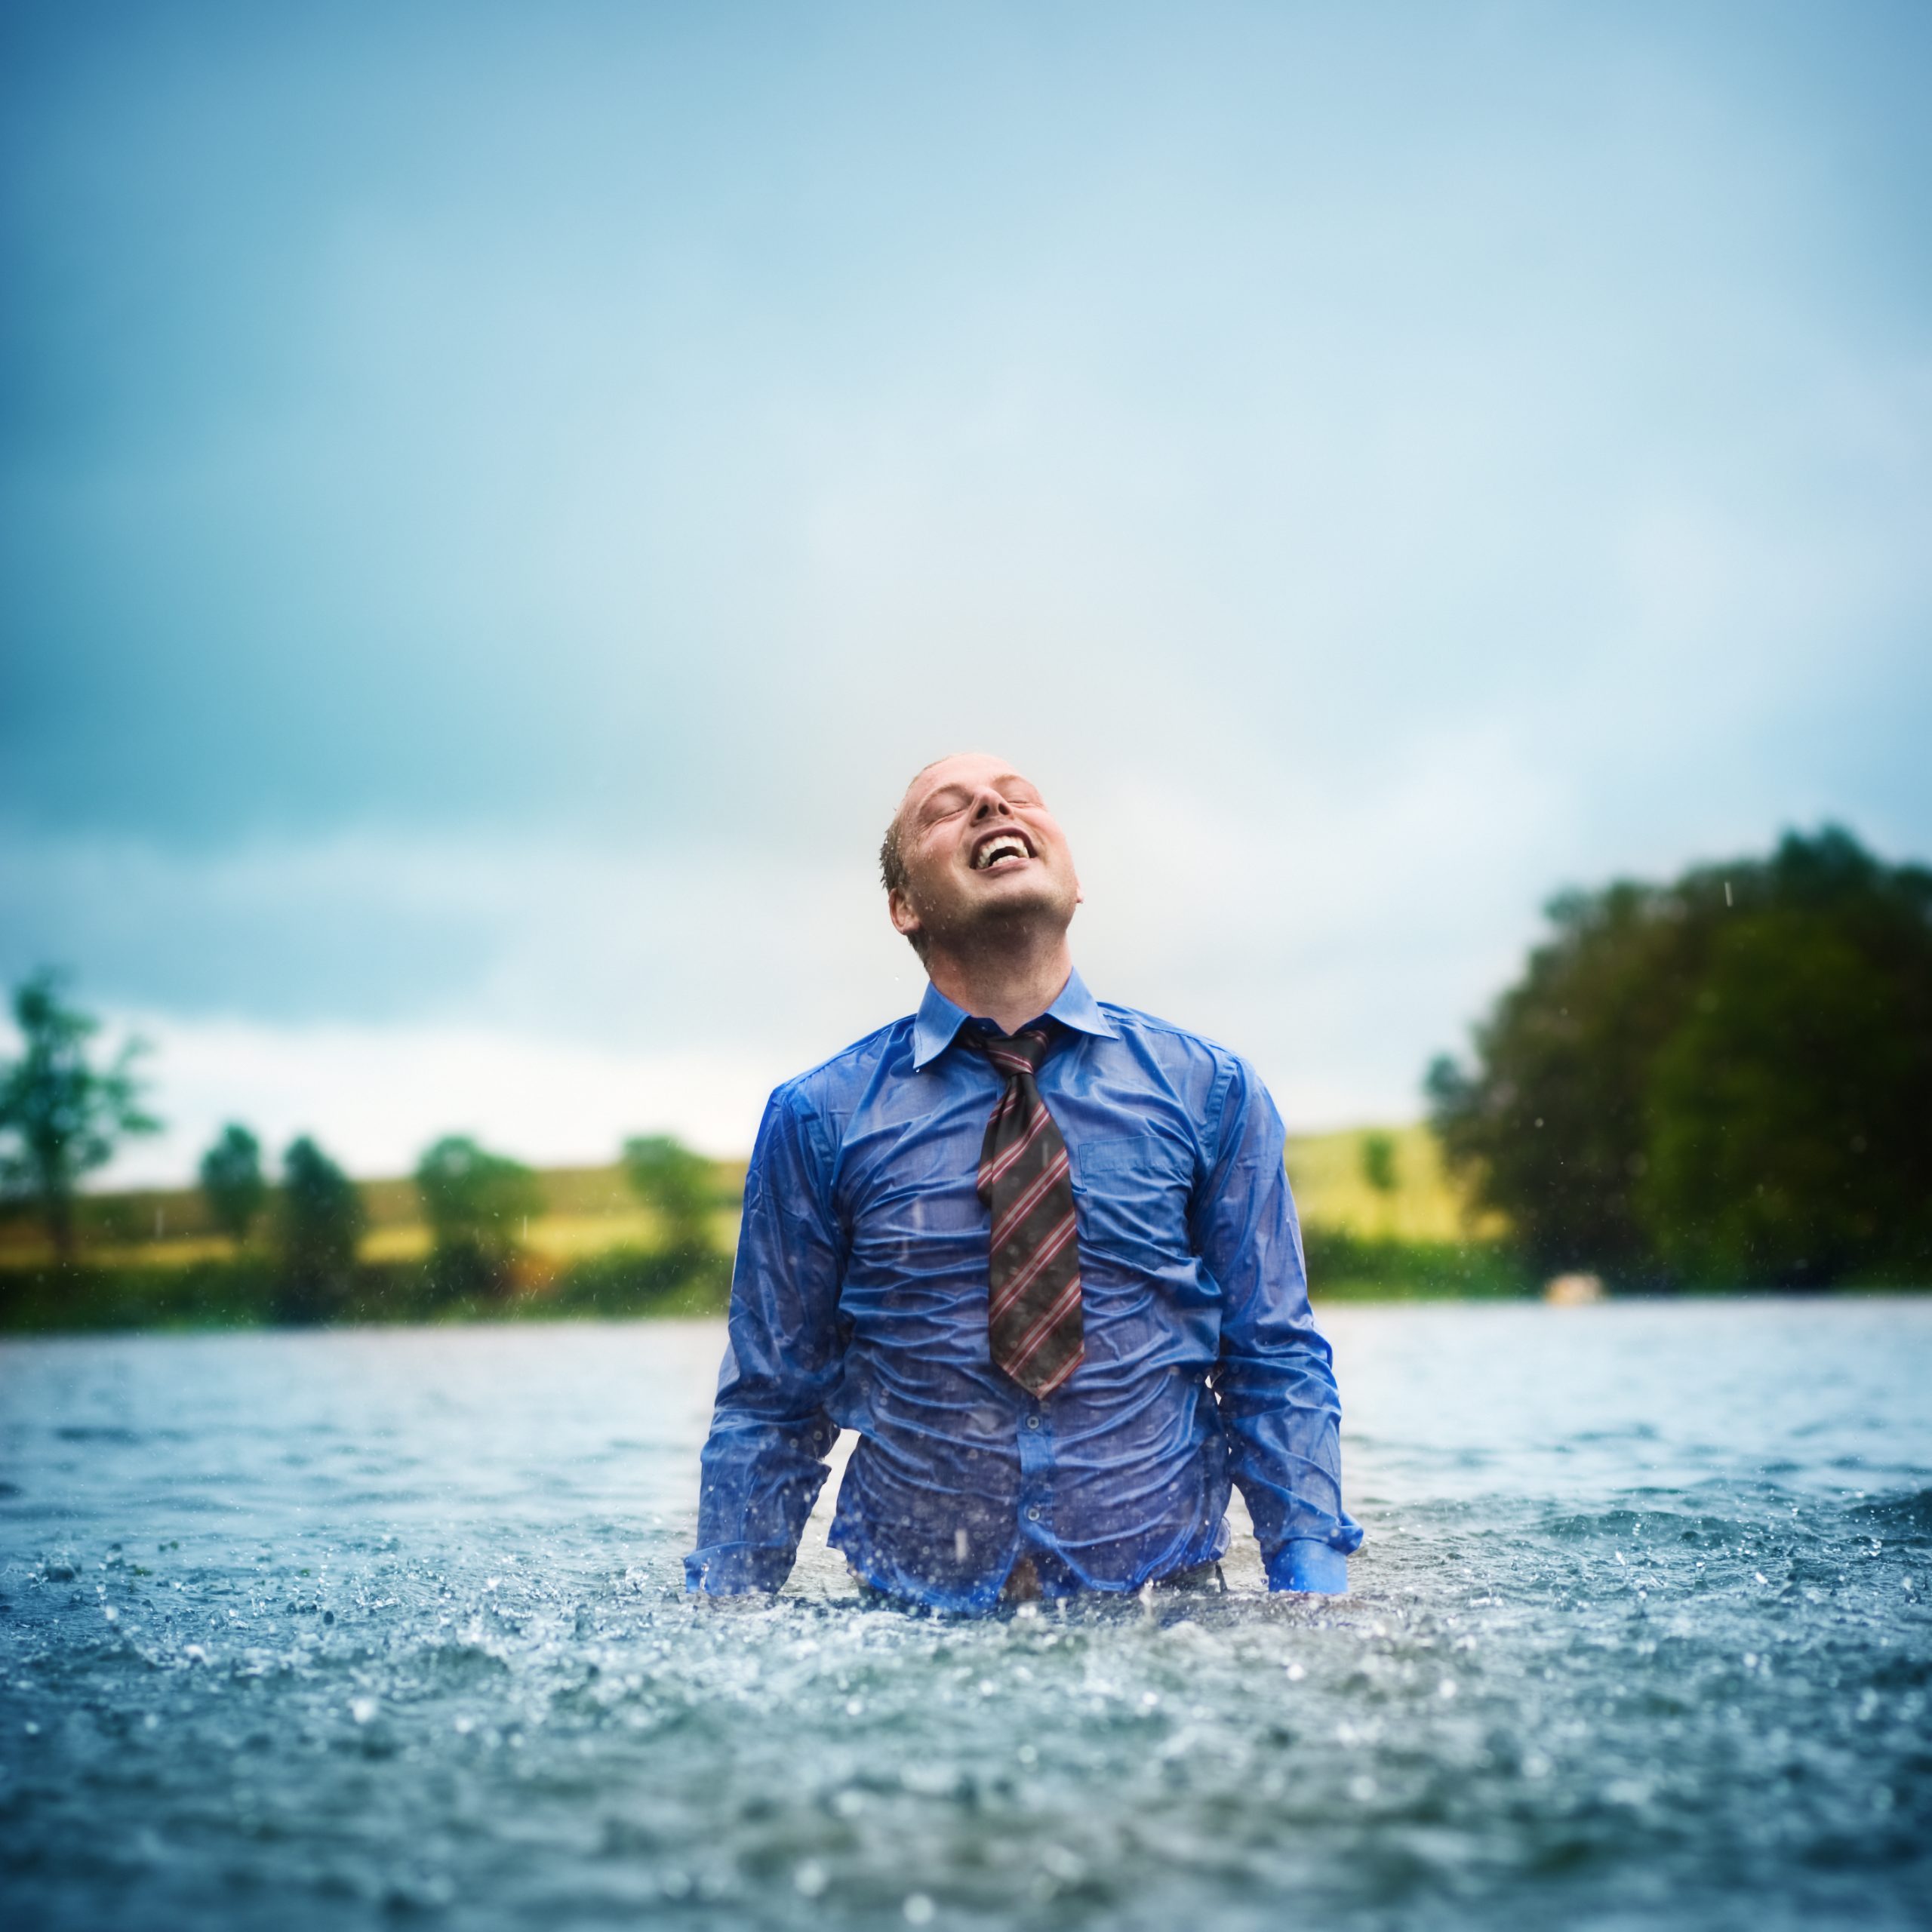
[2,3,1927,1180]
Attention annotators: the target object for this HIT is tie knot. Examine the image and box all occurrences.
[971,1026,1052,1079]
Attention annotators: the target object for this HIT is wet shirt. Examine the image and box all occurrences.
[686,971,1363,1611]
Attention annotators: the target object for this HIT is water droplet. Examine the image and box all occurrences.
[1438,1678,1457,1698]
[903,1893,935,1924]
[1285,1662,1306,1681]
[350,1697,378,1725]
[794,1860,828,1897]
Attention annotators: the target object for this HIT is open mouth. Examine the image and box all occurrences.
[971,829,1034,872]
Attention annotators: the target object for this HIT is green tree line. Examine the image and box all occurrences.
[1429,827,1932,1286]
[0,968,733,1324]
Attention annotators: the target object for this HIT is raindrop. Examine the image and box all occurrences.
[794,1861,829,1898]
[903,1894,936,1924]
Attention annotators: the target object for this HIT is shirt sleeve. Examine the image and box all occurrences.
[1194,1058,1364,1593]
[685,1084,846,1595]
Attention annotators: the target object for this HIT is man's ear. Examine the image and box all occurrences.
[888,887,924,944]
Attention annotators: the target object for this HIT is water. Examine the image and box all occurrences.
[2,1302,1929,1930]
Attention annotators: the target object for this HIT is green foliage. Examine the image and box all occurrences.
[414,1134,544,1301]
[275,1136,367,1323]
[199,1123,267,1245]
[620,1134,718,1260]
[1358,1131,1399,1197]
[1429,827,1932,1284]
[0,969,159,1257]
[1302,1226,1531,1301]
[544,1244,733,1318]
[0,1241,735,1334]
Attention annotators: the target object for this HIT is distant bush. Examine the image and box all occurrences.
[1302,1226,1531,1301]
[0,1244,734,1334]
[546,1244,732,1318]
[0,1258,278,1334]
[1428,828,1932,1285]
[414,1135,543,1303]
[620,1134,723,1266]
[275,1136,366,1322]
[200,1123,267,1247]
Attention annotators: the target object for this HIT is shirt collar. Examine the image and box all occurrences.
[910,966,1119,1072]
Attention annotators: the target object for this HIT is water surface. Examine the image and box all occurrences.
[2,1302,1928,1929]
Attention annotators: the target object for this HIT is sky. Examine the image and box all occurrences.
[3,0,1929,1185]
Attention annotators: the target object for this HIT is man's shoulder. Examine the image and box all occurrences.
[1094,999,1253,1078]
[765,1014,918,1118]
[1092,1001,1283,1155]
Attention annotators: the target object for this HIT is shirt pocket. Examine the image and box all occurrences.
[1070,1133,1196,1260]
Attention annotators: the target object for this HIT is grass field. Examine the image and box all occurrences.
[0,1127,1490,1272]
[1284,1121,1503,1241]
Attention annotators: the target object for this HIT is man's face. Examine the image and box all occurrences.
[889,754,1081,957]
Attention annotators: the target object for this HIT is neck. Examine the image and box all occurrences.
[923,930,1075,1036]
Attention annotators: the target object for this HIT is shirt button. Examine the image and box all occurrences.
[1026,1506,1041,1522]
[1026,1415,1041,1430]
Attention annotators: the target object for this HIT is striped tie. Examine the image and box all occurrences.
[968,1027,1084,1397]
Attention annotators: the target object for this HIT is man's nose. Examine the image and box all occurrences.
[971,789,1011,820]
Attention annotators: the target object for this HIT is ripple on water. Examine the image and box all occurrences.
[0,1307,1928,1930]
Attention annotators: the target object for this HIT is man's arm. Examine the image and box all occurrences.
[1193,1058,1363,1593]
[685,1086,846,1596]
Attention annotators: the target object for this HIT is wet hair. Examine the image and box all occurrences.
[881,758,955,962]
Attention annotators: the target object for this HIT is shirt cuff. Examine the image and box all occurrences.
[1266,1538,1350,1595]
[685,1543,793,1595]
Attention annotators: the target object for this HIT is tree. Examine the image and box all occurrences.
[0,969,159,1259]
[1429,828,1932,1284]
[620,1134,718,1262]
[414,1134,543,1300]
[1359,1131,1399,1195]
[199,1123,267,1247]
[276,1136,366,1323]
[1358,1131,1399,1235]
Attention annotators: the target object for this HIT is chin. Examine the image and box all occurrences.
[966,881,1075,933]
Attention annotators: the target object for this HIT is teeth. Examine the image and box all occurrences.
[976,837,1027,869]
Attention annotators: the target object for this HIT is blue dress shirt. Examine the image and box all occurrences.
[687,970,1362,1610]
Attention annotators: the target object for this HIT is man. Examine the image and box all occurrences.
[686,752,1360,1608]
